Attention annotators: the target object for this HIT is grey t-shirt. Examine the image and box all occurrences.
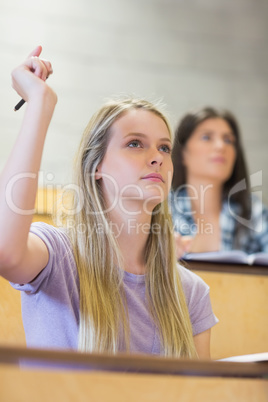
[11,222,218,354]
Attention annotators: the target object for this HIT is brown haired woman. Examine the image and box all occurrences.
[170,107,268,257]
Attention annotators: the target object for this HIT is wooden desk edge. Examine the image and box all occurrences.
[182,260,268,276]
[0,345,267,379]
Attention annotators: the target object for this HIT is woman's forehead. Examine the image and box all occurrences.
[109,109,171,139]
[196,117,233,132]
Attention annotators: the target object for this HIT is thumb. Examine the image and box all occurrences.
[27,45,42,58]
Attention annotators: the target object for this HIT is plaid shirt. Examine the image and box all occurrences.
[169,187,268,254]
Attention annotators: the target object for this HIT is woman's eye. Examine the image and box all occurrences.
[224,136,236,145]
[159,144,171,153]
[127,140,142,148]
[201,134,211,141]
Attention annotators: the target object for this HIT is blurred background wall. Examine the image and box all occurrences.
[0,0,268,200]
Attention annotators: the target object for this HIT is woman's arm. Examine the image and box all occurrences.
[0,46,57,284]
[194,328,211,359]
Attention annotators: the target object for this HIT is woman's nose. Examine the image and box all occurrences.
[214,137,225,150]
[148,149,163,166]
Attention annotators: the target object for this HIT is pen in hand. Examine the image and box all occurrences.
[13,72,51,112]
[14,98,25,112]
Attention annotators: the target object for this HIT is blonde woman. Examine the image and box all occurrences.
[0,47,217,359]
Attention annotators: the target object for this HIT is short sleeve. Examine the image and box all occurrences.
[9,222,79,350]
[10,222,73,294]
[178,264,219,336]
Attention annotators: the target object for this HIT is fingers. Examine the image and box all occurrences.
[174,233,194,259]
[11,47,54,102]
[42,59,53,78]
[25,46,53,81]
[25,55,53,82]
[181,236,193,253]
[27,45,42,58]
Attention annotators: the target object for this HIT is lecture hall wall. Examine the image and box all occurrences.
[0,0,268,200]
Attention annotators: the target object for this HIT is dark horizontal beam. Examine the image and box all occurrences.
[0,345,267,379]
[182,260,268,276]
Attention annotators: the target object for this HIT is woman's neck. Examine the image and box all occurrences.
[184,177,223,252]
[108,202,153,275]
[185,176,223,217]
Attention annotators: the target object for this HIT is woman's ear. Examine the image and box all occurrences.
[95,166,102,180]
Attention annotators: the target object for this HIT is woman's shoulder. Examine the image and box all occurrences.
[177,263,218,334]
[30,221,74,268]
[177,263,209,300]
[223,193,268,215]
[250,194,268,214]
[11,222,76,293]
[169,186,188,201]
[30,221,70,247]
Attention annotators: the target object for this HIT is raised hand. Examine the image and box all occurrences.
[11,45,55,105]
[0,47,57,283]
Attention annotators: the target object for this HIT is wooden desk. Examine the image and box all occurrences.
[183,262,268,359]
[1,344,268,378]
[0,345,267,402]
[184,259,268,276]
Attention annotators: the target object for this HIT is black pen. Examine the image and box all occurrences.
[14,98,26,112]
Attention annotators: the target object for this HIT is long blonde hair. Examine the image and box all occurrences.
[66,98,197,357]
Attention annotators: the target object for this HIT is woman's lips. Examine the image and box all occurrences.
[210,156,226,163]
[142,173,164,182]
